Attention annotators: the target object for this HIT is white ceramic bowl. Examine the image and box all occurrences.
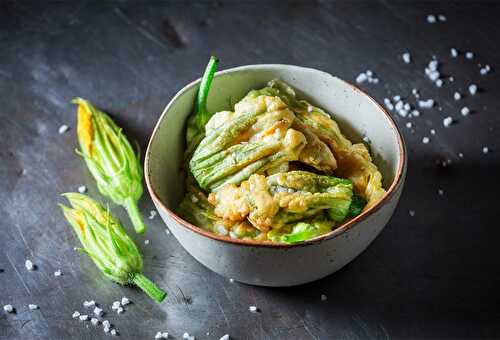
[145,64,406,287]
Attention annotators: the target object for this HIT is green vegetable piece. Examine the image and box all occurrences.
[73,98,145,234]
[276,220,333,244]
[348,194,366,217]
[60,193,166,303]
[185,56,219,158]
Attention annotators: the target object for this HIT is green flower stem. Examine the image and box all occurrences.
[132,273,167,303]
[125,198,145,234]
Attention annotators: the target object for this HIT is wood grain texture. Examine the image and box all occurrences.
[1,1,499,339]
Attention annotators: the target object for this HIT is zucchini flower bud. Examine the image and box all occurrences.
[73,98,146,233]
[60,193,166,303]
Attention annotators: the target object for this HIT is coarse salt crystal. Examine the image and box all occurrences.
[165,228,171,235]
[435,79,443,87]
[438,189,444,196]
[104,326,110,333]
[438,14,446,21]
[483,146,489,154]
[229,278,235,283]
[356,73,368,84]
[121,297,130,306]
[103,320,111,328]
[58,124,70,134]
[365,70,373,77]
[449,76,454,82]
[117,307,124,314]
[112,301,121,310]
[148,210,158,219]
[28,304,38,310]
[418,99,434,109]
[402,52,411,64]
[458,152,464,158]
[412,110,420,117]
[393,95,401,102]
[430,129,436,135]
[384,98,393,111]
[54,270,62,276]
[110,329,118,336]
[72,311,80,318]
[406,122,412,129]
[412,89,420,98]
[78,185,87,193]
[25,259,35,271]
[249,306,258,313]
[451,48,458,57]
[428,71,440,82]
[409,210,415,217]
[91,318,99,326]
[94,307,103,316]
[426,14,436,23]
[443,117,453,127]
[398,109,408,117]
[321,294,328,301]
[461,107,470,116]
[395,101,403,111]
[422,137,430,144]
[465,52,474,59]
[83,300,95,308]
[219,335,229,340]
[79,314,89,321]
[468,84,478,95]
[453,92,461,100]
[144,239,150,245]
[3,304,14,313]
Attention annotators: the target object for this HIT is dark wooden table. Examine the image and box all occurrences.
[1,1,499,339]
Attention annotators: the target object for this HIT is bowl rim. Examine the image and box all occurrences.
[145,64,407,248]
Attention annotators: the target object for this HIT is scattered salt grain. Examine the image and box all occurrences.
[443,116,453,127]
[183,333,195,340]
[356,73,368,84]
[412,110,420,117]
[110,329,118,336]
[25,259,35,271]
[384,98,394,111]
[83,300,95,308]
[412,89,420,98]
[409,210,415,217]
[28,304,38,310]
[321,294,328,301]
[418,99,434,109]
[405,122,412,129]
[402,52,411,64]
[430,129,436,135]
[461,107,470,116]
[104,327,110,333]
[165,228,170,235]
[72,311,80,318]
[103,320,111,328]
[453,92,461,100]
[54,270,62,277]
[249,306,258,313]
[117,307,124,314]
[451,48,458,57]
[465,52,474,59]
[395,101,403,111]
[449,76,454,82]
[426,15,437,23]
[438,14,447,22]
[111,301,121,310]
[229,278,235,283]
[480,64,491,75]
[393,95,401,102]
[468,84,478,95]
[94,307,103,316]
[79,314,89,321]
[438,189,444,196]
[458,152,464,158]
[356,70,378,84]
[435,79,443,87]
[219,335,230,340]
[156,332,170,339]
[91,318,100,326]
[3,305,14,313]
[58,124,70,134]
[144,239,150,245]
[148,210,158,220]
[422,137,430,144]
[78,185,87,193]
[483,146,489,154]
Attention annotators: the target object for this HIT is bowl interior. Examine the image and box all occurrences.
[146,65,403,223]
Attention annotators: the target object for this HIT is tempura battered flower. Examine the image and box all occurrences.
[60,193,166,302]
[73,98,145,233]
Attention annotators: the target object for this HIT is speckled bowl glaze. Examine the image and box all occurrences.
[145,64,406,287]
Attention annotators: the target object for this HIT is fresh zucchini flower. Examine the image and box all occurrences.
[73,98,145,233]
[60,193,166,303]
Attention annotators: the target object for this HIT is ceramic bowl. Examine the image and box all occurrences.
[145,64,406,287]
